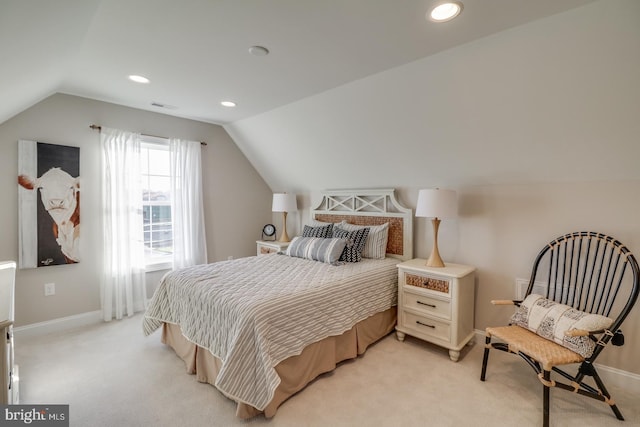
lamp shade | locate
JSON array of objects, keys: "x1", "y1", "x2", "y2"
[
  {"x1": 272, "y1": 193, "x2": 298, "y2": 213},
  {"x1": 415, "y1": 189, "x2": 457, "y2": 218}
]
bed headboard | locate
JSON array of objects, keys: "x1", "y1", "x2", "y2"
[{"x1": 311, "y1": 189, "x2": 413, "y2": 261}]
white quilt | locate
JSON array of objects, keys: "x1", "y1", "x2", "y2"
[{"x1": 143, "y1": 254, "x2": 398, "y2": 410}]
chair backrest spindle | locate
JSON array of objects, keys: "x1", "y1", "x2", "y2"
[{"x1": 566, "y1": 237, "x2": 575, "y2": 305}]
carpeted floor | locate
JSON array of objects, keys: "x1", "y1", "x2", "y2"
[{"x1": 14, "y1": 315, "x2": 640, "y2": 426}]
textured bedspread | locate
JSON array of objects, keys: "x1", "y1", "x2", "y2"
[{"x1": 143, "y1": 254, "x2": 398, "y2": 410}]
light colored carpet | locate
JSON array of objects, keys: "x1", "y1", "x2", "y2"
[{"x1": 14, "y1": 315, "x2": 640, "y2": 427}]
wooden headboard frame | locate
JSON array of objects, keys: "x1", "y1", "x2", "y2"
[{"x1": 311, "y1": 189, "x2": 413, "y2": 261}]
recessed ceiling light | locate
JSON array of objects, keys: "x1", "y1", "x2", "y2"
[
  {"x1": 248, "y1": 45, "x2": 269, "y2": 56},
  {"x1": 428, "y1": 2, "x2": 463, "y2": 22},
  {"x1": 221, "y1": 101, "x2": 236, "y2": 107},
  {"x1": 128, "y1": 74, "x2": 150, "y2": 84}
]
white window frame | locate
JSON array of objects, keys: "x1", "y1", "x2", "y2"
[{"x1": 141, "y1": 137, "x2": 173, "y2": 271}]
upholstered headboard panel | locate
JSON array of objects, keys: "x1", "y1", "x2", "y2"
[{"x1": 311, "y1": 189, "x2": 413, "y2": 261}]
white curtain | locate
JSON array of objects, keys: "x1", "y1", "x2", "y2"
[
  {"x1": 169, "y1": 138, "x2": 207, "y2": 268},
  {"x1": 100, "y1": 127, "x2": 147, "y2": 321}
]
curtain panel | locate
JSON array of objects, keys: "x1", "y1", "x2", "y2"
[
  {"x1": 169, "y1": 138, "x2": 207, "y2": 268},
  {"x1": 100, "y1": 127, "x2": 147, "y2": 321}
]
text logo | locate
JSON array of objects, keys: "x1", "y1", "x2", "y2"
[{"x1": 1, "y1": 405, "x2": 68, "y2": 426}]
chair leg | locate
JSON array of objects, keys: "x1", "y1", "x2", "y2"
[
  {"x1": 591, "y1": 367, "x2": 625, "y2": 421},
  {"x1": 543, "y1": 370, "x2": 551, "y2": 427},
  {"x1": 480, "y1": 334, "x2": 491, "y2": 381}
]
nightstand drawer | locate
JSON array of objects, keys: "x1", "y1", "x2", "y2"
[
  {"x1": 404, "y1": 272, "x2": 450, "y2": 295},
  {"x1": 404, "y1": 291, "x2": 450, "y2": 319},
  {"x1": 259, "y1": 246, "x2": 279, "y2": 255},
  {"x1": 402, "y1": 311, "x2": 450, "y2": 342},
  {"x1": 256, "y1": 240, "x2": 290, "y2": 256}
]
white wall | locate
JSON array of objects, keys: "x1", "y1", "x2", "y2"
[
  {"x1": 0, "y1": 94, "x2": 272, "y2": 327},
  {"x1": 226, "y1": 0, "x2": 640, "y2": 191},
  {"x1": 227, "y1": 0, "x2": 640, "y2": 374}
]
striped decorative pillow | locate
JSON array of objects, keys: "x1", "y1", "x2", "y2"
[
  {"x1": 308, "y1": 219, "x2": 335, "y2": 227},
  {"x1": 336, "y1": 221, "x2": 389, "y2": 259},
  {"x1": 332, "y1": 226, "x2": 370, "y2": 263},
  {"x1": 284, "y1": 236, "x2": 347, "y2": 265}
]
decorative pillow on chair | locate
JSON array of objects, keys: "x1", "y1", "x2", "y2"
[
  {"x1": 336, "y1": 221, "x2": 389, "y2": 259},
  {"x1": 285, "y1": 237, "x2": 346, "y2": 265},
  {"x1": 510, "y1": 294, "x2": 613, "y2": 358},
  {"x1": 332, "y1": 226, "x2": 370, "y2": 263},
  {"x1": 302, "y1": 223, "x2": 334, "y2": 238}
]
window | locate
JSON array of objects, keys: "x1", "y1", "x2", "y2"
[{"x1": 140, "y1": 139, "x2": 173, "y2": 268}]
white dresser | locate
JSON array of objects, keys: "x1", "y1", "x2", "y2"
[
  {"x1": 0, "y1": 261, "x2": 18, "y2": 404},
  {"x1": 396, "y1": 259, "x2": 476, "y2": 362}
]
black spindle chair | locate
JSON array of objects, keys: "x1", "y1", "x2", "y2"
[{"x1": 480, "y1": 232, "x2": 639, "y2": 427}]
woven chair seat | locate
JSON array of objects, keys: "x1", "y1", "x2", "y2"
[{"x1": 486, "y1": 325, "x2": 584, "y2": 371}]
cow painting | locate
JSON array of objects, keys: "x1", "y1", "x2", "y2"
[
  {"x1": 18, "y1": 141, "x2": 80, "y2": 268},
  {"x1": 19, "y1": 168, "x2": 80, "y2": 263}
]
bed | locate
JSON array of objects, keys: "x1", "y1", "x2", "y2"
[{"x1": 143, "y1": 188, "x2": 413, "y2": 419}]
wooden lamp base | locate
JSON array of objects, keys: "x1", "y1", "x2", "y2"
[
  {"x1": 426, "y1": 218, "x2": 445, "y2": 267},
  {"x1": 278, "y1": 211, "x2": 291, "y2": 242}
]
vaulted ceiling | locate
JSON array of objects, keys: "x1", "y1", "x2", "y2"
[
  {"x1": 6, "y1": 0, "x2": 638, "y2": 194},
  {"x1": 1, "y1": 0, "x2": 597, "y2": 126}
]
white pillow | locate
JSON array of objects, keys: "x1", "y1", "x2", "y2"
[
  {"x1": 510, "y1": 294, "x2": 613, "y2": 358},
  {"x1": 336, "y1": 221, "x2": 389, "y2": 259}
]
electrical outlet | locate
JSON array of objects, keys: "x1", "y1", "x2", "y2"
[{"x1": 44, "y1": 282, "x2": 55, "y2": 296}]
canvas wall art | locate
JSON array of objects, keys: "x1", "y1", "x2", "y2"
[{"x1": 18, "y1": 140, "x2": 80, "y2": 268}]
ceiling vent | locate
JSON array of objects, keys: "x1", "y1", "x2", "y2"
[{"x1": 151, "y1": 102, "x2": 177, "y2": 109}]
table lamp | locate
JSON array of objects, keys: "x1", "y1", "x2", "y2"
[
  {"x1": 415, "y1": 188, "x2": 457, "y2": 267},
  {"x1": 272, "y1": 193, "x2": 297, "y2": 242}
]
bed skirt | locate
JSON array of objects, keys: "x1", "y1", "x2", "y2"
[{"x1": 161, "y1": 306, "x2": 397, "y2": 419}]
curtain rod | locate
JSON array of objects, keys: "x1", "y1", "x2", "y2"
[{"x1": 89, "y1": 124, "x2": 207, "y2": 146}]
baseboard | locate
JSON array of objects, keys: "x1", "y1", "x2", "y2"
[
  {"x1": 594, "y1": 363, "x2": 640, "y2": 395},
  {"x1": 14, "y1": 310, "x2": 102, "y2": 339},
  {"x1": 474, "y1": 329, "x2": 640, "y2": 395}
]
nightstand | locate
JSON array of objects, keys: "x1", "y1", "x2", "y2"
[
  {"x1": 396, "y1": 259, "x2": 476, "y2": 361},
  {"x1": 256, "y1": 240, "x2": 290, "y2": 256}
]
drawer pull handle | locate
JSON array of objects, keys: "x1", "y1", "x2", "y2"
[
  {"x1": 416, "y1": 320, "x2": 435, "y2": 328},
  {"x1": 417, "y1": 301, "x2": 436, "y2": 308}
]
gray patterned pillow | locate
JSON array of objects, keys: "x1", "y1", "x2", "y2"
[
  {"x1": 510, "y1": 294, "x2": 613, "y2": 358},
  {"x1": 284, "y1": 236, "x2": 346, "y2": 265},
  {"x1": 335, "y1": 221, "x2": 389, "y2": 259},
  {"x1": 302, "y1": 223, "x2": 333, "y2": 238},
  {"x1": 332, "y1": 226, "x2": 370, "y2": 263}
]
